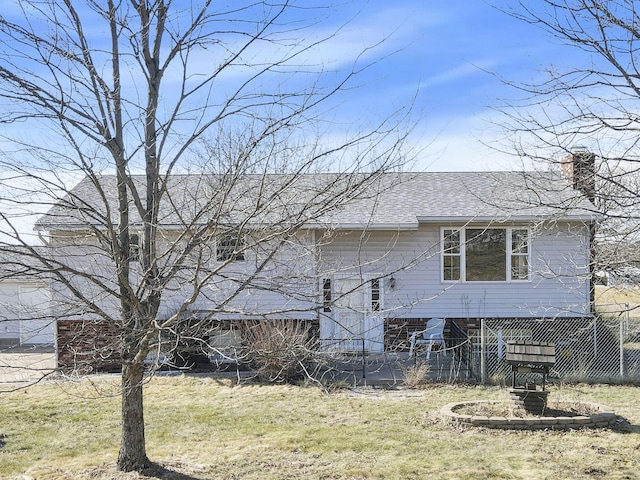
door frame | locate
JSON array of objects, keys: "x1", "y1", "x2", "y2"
[{"x1": 319, "y1": 274, "x2": 384, "y2": 353}]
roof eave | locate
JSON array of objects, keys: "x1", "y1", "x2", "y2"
[
  {"x1": 416, "y1": 214, "x2": 600, "y2": 223},
  {"x1": 303, "y1": 222, "x2": 420, "y2": 231}
]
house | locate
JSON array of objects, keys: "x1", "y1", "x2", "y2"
[
  {"x1": 0, "y1": 250, "x2": 54, "y2": 347},
  {"x1": 34, "y1": 160, "x2": 598, "y2": 368}
]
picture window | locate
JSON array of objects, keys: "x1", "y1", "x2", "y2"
[{"x1": 441, "y1": 227, "x2": 530, "y2": 282}]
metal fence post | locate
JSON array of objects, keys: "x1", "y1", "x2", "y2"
[
  {"x1": 480, "y1": 318, "x2": 486, "y2": 384},
  {"x1": 625, "y1": 303, "x2": 630, "y2": 338},
  {"x1": 620, "y1": 315, "x2": 626, "y2": 380},
  {"x1": 362, "y1": 338, "x2": 366, "y2": 381},
  {"x1": 593, "y1": 317, "x2": 598, "y2": 359}
]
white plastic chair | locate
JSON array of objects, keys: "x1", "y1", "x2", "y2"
[{"x1": 408, "y1": 318, "x2": 446, "y2": 359}]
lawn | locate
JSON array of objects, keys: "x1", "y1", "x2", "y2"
[{"x1": 1, "y1": 375, "x2": 639, "y2": 479}]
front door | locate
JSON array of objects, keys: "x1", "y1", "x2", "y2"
[{"x1": 320, "y1": 277, "x2": 384, "y2": 353}]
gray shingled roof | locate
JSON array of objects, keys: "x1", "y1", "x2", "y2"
[
  {"x1": 35, "y1": 171, "x2": 598, "y2": 231},
  {"x1": 0, "y1": 246, "x2": 50, "y2": 278}
]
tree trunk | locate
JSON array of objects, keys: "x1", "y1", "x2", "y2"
[{"x1": 117, "y1": 361, "x2": 151, "y2": 471}]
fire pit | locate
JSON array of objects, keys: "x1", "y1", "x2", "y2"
[
  {"x1": 440, "y1": 342, "x2": 617, "y2": 429},
  {"x1": 506, "y1": 341, "x2": 555, "y2": 415}
]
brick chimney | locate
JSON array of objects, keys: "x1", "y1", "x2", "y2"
[
  {"x1": 562, "y1": 149, "x2": 596, "y2": 203},
  {"x1": 562, "y1": 148, "x2": 597, "y2": 315}
]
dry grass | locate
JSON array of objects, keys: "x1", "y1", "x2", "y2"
[
  {"x1": 595, "y1": 285, "x2": 640, "y2": 319},
  {"x1": 1, "y1": 376, "x2": 639, "y2": 479},
  {"x1": 402, "y1": 361, "x2": 431, "y2": 388}
]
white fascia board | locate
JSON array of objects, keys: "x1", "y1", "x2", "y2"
[
  {"x1": 302, "y1": 222, "x2": 419, "y2": 231},
  {"x1": 416, "y1": 214, "x2": 600, "y2": 223}
]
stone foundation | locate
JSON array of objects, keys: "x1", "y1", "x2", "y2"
[
  {"x1": 57, "y1": 317, "x2": 320, "y2": 371},
  {"x1": 57, "y1": 320, "x2": 120, "y2": 371}
]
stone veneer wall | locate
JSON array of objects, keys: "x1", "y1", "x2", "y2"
[
  {"x1": 57, "y1": 320, "x2": 120, "y2": 371},
  {"x1": 384, "y1": 318, "x2": 451, "y2": 351},
  {"x1": 57, "y1": 318, "x2": 321, "y2": 371}
]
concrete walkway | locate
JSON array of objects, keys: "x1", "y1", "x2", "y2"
[
  {"x1": 319, "y1": 352, "x2": 472, "y2": 387},
  {"x1": 0, "y1": 348, "x2": 472, "y2": 389},
  {"x1": 0, "y1": 346, "x2": 56, "y2": 389}
]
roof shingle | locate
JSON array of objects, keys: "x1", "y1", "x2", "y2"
[{"x1": 35, "y1": 171, "x2": 598, "y2": 231}]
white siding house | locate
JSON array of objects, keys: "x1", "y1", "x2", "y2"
[
  {"x1": 0, "y1": 252, "x2": 54, "y2": 347},
  {"x1": 34, "y1": 168, "x2": 598, "y2": 362}
]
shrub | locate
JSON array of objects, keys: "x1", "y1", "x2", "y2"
[
  {"x1": 242, "y1": 319, "x2": 317, "y2": 383},
  {"x1": 403, "y1": 361, "x2": 431, "y2": 388}
]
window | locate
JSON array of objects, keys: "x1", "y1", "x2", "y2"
[
  {"x1": 129, "y1": 233, "x2": 141, "y2": 261},
  {"x1": 511, "y1": 229, "x2": 530, "y2": 280},
  {"x1": 443, "y1": 229, "x2": 461, "y2": 281},
  {"x1": 322, "y1": 278, "x2": 332, "y2": 312},
  {"x1": 371, "y1": 278, "x2": 381, "y2": 312},
  {"x1": 216, "y1": 233, "x2": 245, "y2": 262},
  {"x1": 441, "y1": 227, "x2": 530, "y2": 282},
  {"x1": 466, "y1": 228, "x2": 506, "y2": 281}
]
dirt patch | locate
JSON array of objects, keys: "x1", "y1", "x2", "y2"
[{"x1": 455, "y1": 400, "x2": 601, "y2": 418}]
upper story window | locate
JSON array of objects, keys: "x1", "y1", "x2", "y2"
[
  {"x1": 216, "y1": 233, "x2": 245, "y2": 262},
  {"x1": 129, "y1": 233, "x2": 141, "y2": 262},
  {"x1": 510, "y1": 229, "x2": 530, "y2": 281},
  {"x1": 443, "y1": 230, "x2": 461, "y2": 281},
  {"x1": 442, "y1": 227, "x2": 530, "y2": 282}
]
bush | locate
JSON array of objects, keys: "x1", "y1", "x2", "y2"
[
  {"x1": 403, "y1": 362, "x2": 431, "y2": 388},
  {"x1": 242, "y1": 319, "x2": 317, "y2": 383}
]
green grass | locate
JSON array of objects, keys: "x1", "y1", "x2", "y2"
[{"x1": 1, "y1": 376, "x2": 639, "y2": 479}]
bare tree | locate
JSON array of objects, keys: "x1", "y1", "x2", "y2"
[
  {"x1": 497, "y1": 1, "x2": 640, "y2": 292},
  {"x1": 0, "y1": 1, "x2": 414, "y2": 472}
]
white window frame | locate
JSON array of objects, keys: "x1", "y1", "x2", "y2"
[
  {"x1": 319, "y1": 275, "x2": 384, "y2": 314},
  {"x1": 129, "y1": 232, "x2": 142, "y2": 262},
  {"x1": 370, "y1": 278, "x2": 382, "y2": 312},
  {"x1": 322, "y1": 278, "x2": 332, "y2": 312},
  {"x1": 215, "y1": 232, "x2": 246, "y2": 262},
  {"x1": 441, "y1": 227, "x2": 531, "y2": 283},
  {"x1": 510, "y1": 228, "x2": 530, "y2": 281}
]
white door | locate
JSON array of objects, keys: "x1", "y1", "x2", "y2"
[
  {"x1": 18, "y1": 284, "x2": 54, "y2": 345},
  {"x1": 333, "y1": 277, "x2": 365, "y2": 351},
  {"x1": 320, "y1": 277, "x2": 384, "y2": 353}
]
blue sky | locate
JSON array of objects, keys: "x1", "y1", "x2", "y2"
[
  {"x1": 0, "y1": 0, "x2": 590, "y2": 241},
  {"x1": 325, "y1": 0, "x2": 581, "y2": 171},
  {"x1": 0, "y1": 0, "x2": 580, "y2": 174}
]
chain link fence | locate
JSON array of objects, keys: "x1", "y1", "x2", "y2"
[{"x1": 466, "y1": 311, "x2": 640, "y2": 384}]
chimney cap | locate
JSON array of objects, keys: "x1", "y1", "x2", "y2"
[{"x1": 571, "y1": 145, "x2": 591, "y2": 153}]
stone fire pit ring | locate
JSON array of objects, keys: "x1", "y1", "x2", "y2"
[{"x1": 440, "y1": 400, "x2": 617, "y2": 430}]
